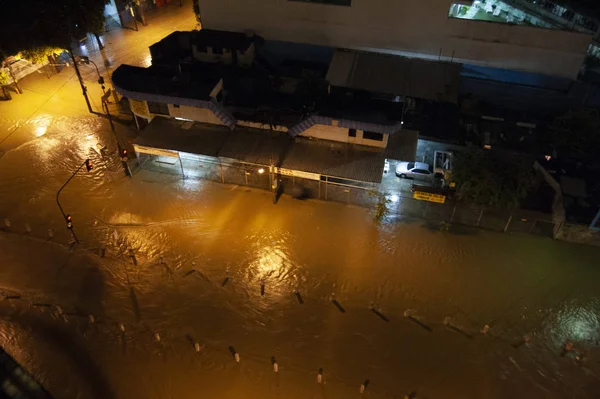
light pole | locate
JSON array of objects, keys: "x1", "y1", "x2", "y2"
[
  {"x1": 68, "y1": 50, "x2": 93, "y2": 114},
  {"x1": 56, "y1": 159, "x2": 93, "y2": 244}
]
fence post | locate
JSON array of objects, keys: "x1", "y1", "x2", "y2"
[
  {"x1": 553, "y1": 221, "x2": 564, "y2": 240},
  {"x1": 325, "y1": 177, "x2": 328, "y2": 200},
  {"x1": 244, "y1": 170, "x2": 248, "y2": 185},
  {"x1": 450, "y1": 204, "x2": 457, "y2": 223},
  {"x1": 476, "y1": 209, "x2": 484, "y2": 227},
  {"x1": 529, "y1": 219, "x2": 537, "y2": 233},
  {"x1": 219, "y1": 159, "x2": 225, "y2": 184},
  {"x1": 503, "y1": 214, "x2": 513, "y2": 233},
  {"x1": 318, "y1": 181, "x2": 321, "y2": 199},
  {"x1": 178, "y1": 153, "x2": 185, "y2": 178}
]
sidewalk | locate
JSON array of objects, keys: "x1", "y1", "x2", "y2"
[{"x1": 0, "y1": 0, "x2": 196, "y2": 159}]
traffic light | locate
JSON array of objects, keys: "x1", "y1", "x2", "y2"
[
  {"x1": 74, "y1": 55, "x2": 90, "y2": 65},
  {"x1": 66, "y1": 214, "x2": 73, "y2": 229},
  {"x1": 85, "y1": 159, "x2": 93, "y2": 172},
  {"x1": 121, "y1": 149, "x2": 127, "y2": 158}
]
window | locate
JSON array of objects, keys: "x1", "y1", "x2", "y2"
[
  {"x1": 212, "y1": 46, "x2": 223, "y2": 55},
  {"x1": 407, "y1": 162, "x2": 415, "y2": 170},
  {"x1": 363, "y1": 131, "x2": 383, "y2": 141},
  {"x1": 348, "y1": 128, "x2": 356, "y2": 137},
  {"x1": 147, "y1": 101, "x2": 169, "y2": 115},
  {"x1": 413, "y1": 169, "x2": 431, "y2": 175},
  {"x1": 289, "y1": 0, "x2": 351, "y2": 5},
  {"x1": 173, "y1": 104, "x2": 180, "y2": 108}
]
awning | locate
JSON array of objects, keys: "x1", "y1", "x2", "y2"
[
  {"x1": 133, "y1": 118, "x2": 418, "y2": 184},
  {"x1": 327, "y1": 49, "x2": 461, "y2": 104}
]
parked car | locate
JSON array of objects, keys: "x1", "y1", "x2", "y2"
[
  {"x1": 383, "y1": 159, "x2": 390, "y2": 173},
  {"x1": 395, "y1": 161, "x2": 434, "y2": 181}
]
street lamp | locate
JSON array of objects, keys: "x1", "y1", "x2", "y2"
[{"x1": 56, "y1": 158, "x2": 93, "y2": 244}]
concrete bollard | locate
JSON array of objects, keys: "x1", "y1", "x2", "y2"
[
  {"x1": 154, "y1": 332, "x2": 161, "y2": 342},
  {"x1": 25, "y1": 224, "x2": 31, "y2": 234},
  {"x1": 444, "y1": 316, "x2": 451, "y2": 326},
  {"x1": 55, "y1": 306, "x2": 63, "y2": 315},
  {"x1": 4, "y1": 219, "x2": 10, "y2": 228},
  {"x1": 360, "y1": 379, "x2": 369, "y2": 393},
  {"x1": 194, "y1": 342, "x2": 201, "y2": 352},
  {"x1": 234, "y1": 352, "x2": 240, "y2": 363},
  {"x1": 481, "y1": 325, "x2": 490, "y2": 334},
  {"x1": 271, "y1": 356, "x2": 278, "y2": 372},
  {"x1": 88, "y1": 314, "x2": 95, "y2": 324},
  {"x1": 119, "y1": 322, "x2": 125, "y2": 332},
  {"x1": 48, "y1": 229, "x2": 54, "y2": 238},
  {"x1": 317, "y1": 368, "x2": 324, "y2": 384}
]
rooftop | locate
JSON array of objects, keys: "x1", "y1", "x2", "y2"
[
  {"x1": 193, "y1": 29, "x2": 254, "y2": 50},
  {"x1": 327, "y1": 49, "x2": 461, "y2": 104},
  {"x1": 134, "y1": 118, "x2": 418, "y2": 183},
  {"x1": 112, "y1": 64, "x2": 222, "y2": 102}
]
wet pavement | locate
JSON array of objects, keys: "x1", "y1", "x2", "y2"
[{"x1": 0, "y1": 117, "x2": 600, "y2": 399}]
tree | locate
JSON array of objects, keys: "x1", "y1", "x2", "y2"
[
  {"x1": 452, "y1": 145, "x2": 537, "y2": 208},
  {"x1": 0, "y1": 0, "x2": 109, "y2": 55},
  {"x1": 546, "y1": 109, "x2": 600, "y2": 162},
  {"x1": 0, "y1": 68, "x2": 11, "y2": 100},
  {"x1": 18, "y1": 47, "x2": 64, "y2": 65}
]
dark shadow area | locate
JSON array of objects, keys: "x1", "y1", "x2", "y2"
[
  {"x1": 183, "y1": 269, "x2": 196, "y2": 278},
  {"x1": 221, "y1": 277, "x2": 229, "y2": 287},
  {"x1": 294, "y1": 291, "x2": 304, "y2": 304},
  {"x1": 0, "y1": 305, "x2": 116, "y2": 399},
  {"x1": 77, "y1": 266, "x2": 106, "y2": 317},
  {"x1": 407, "y1": 316, "x2": 433, "y2": 332},
  {"x1": 228, "y1": 345, "x2": 237, "y2": 358},
  {"x1": 129, "y1": 287, "x2": 141, "y2": 323},
  {"x1": 445, "y1": 324, "x2": 473, "y2": 339},
  {"x1": 331, "y1": 299, "x2": 346, "y2": 313},
  {"x1": 371, "y1": 308, "x2": 390, "y2": 322}
]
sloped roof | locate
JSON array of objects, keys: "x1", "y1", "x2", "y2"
[{"x1": 327, "y1": 50, "x2": 461, "y2": 104}]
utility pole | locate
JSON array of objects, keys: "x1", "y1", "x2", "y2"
[
  {"x1": 68, "y1": 50, "x2": 93, "y2": 114},
  {"x1": 56, "y1": 159, "x2": 93, "y2": 244}
]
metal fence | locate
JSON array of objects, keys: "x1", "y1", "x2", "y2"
[{"x1": 135, "y1": 152, "x2": 558, "y2": 238}]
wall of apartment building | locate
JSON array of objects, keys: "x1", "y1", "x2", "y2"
[
  {"x1": 167, "y1": 104, "x2": 224, "y2": 125},
  {"x1": 299, "y1": 123, "x2": 388, "y2": 148},
  {"x1": 196, "y1": 0, "x2": 591, "y2": 79}
]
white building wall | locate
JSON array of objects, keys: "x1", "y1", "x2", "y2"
[
  {"x1": 167, "y1": 104, "x2": 224, "y2": 125},
  {"x1": 197, "y1": 0, "x2": 591, "y2": 78},
  {"x1": 300, "y1": 124, "x2": 388, "y2": 148}
]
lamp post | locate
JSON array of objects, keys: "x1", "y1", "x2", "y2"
[
  {"x1": 56, "y1": 159, "x2": 93, "y2": 244},
  {"x1": 68, "y1": 50, "x2": 93, "y2": 114}
]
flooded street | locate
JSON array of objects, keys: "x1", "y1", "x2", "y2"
[{"x1": 1, "y1": 117, "x2": 600, "y2": 398}]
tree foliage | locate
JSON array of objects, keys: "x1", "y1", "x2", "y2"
[
  {"x1": 0, "y1": 0, "x2": 109, "y2": 56},
  {"x1": 18, "y1": 47, "x2": 65, "y2": 65},
  {"x1": 452, "y1": 146, "x2": 537, "y2": 208},
  {"x1": 0, "y1": 69, "x2": 10, "y2": 87},
  {"x1": 547, "y1": 109, "x2": 600, "y2": 162}
]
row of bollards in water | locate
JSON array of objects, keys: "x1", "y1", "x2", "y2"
[{"x1": 4, "y1": 285, "x2": 587, "y2": 398}]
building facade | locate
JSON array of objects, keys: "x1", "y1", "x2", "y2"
[{"x1": 194, "y1": 0, "x2": 592, "y2": 79}]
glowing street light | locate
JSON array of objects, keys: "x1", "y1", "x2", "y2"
[{"x1": 258, "y1": 168, "x2": 265, "y2": 174}]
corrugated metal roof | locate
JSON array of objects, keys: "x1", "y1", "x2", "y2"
[
  {"x1": 134, "y1": 118, "x2": 418, "y2": 184},
  {"x1": 327, "y1": 50, "x2": 461, "y2": 104},
  {"x1": 219, "y1": 129, "x2": 293, "y2": 165}
]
